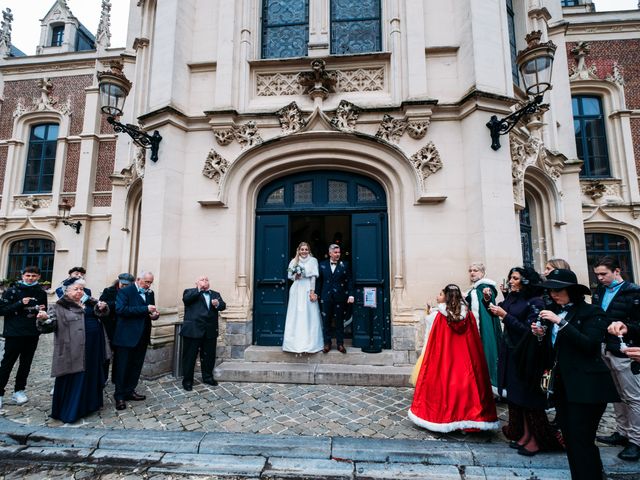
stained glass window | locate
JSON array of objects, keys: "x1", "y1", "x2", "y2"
[
  {"x1": 262, "y1": 1, "x2": 309, "y2": 59},
  {"x1": 357, "y1": 185, "x2": 377, "y2": 203},
  {"x1": 266, "y1": 187, "x2": 285, "y2": 204},
  {"x1": 328, "y1": 181, "x2": 348, "y2": 203},
  {"x1": 330, "y1": 0, "x2": 381, "y2": 55},
  {"x1": 294, "y1": 181, "x2": 312, "y2": 203},
  {"x1": 23, "y1": 123, "x2": 58, "y2": 194}
]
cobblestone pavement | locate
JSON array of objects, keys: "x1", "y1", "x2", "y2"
[{"x1": 0, "y1": 334, "x2": 617, "y2": 442}]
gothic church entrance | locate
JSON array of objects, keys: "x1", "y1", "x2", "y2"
[{"x1": 253, "y1": 171, "x2": 391, "y2": 350}]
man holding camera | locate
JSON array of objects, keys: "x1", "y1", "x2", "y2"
[
  {"x1": 0, "y1": 266, "x2": 48, "y2": 409},
  {"x1": 593, "y1": 256, "x2": 640, "y2": 461}
]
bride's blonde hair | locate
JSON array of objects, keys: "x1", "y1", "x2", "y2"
[{"x1": 293, "y1": 242, "x2": 313, "y2": 264}]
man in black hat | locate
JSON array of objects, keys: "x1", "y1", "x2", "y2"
[{"x1": 592, "y1": 256, "x2": 640, "y2": 461}]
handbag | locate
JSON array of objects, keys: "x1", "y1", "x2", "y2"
[{"x1": 540, "y1": 358, "x2": 557, "y2": 397}]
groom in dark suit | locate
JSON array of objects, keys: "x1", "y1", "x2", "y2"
[
  {"x1": 181, "y1": 275, "x2": 226, "y2": 391},
  {"x1": 113, "y1": 271, "x2": 159, "y2": 410},
  {"x1": 316, "y1": 244, "x2": 354, "y2": 353}
]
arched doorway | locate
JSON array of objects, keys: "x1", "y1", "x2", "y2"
[{"x1": 253, "y1": 171, "x2": 391, "y2": 350}]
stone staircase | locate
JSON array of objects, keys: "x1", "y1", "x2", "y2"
[{"x1": 214, "y1": 344, "x2": 412, "y2": 386}]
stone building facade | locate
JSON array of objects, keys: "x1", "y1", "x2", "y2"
[{"x1": 0, "y1": 0, "x2": 638, "y2": 380}]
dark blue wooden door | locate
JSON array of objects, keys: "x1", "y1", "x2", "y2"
[
  {"x1": 253, "y1": 214, "x2": 289, "y2": 345},
  {"x1": 351, "y1": 212, "x2": 390, "y2": 349}
]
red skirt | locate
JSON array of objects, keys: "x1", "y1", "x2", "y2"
[{"x1": 408, "y1": 311, "x2": 499, "y2": 432}]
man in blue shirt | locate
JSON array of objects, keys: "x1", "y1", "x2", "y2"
[{"x1": 593, "y1": 256, "x2": 640, "y2": 461}]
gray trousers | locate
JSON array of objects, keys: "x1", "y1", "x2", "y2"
[{"x1": 602, "y1": 347, "x2": 640, "y2": 445}]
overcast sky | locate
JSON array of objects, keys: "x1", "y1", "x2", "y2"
[{"x1": 1, "y1": 0, "x2": 638, "y2": 56}]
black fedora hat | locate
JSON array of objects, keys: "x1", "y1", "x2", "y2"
[{"x1": 540, "y1": 269, "x2": 590, "y2": 295}]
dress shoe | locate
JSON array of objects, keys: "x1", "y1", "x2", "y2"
[
  {"x1": 182, "y1": 382, "x2": 193, "y2": 391},
  {"x1": 115, "y1": 400, "x2": 126, "y2": 410},
  {"x1": 509, "y1": 440, "x2": 523, "y2": 450},
  {"x1": 618, "y1": 442, "x2": 640, "y2": 461},
  {"x1": 202, "y1": 379, "x2": 218, "y2": 386},
  {"x1": 517, "y1": 446, "x2": 539, "y2": 457},
  {"x1": 125, "y1": 391, "x2": 146, "y2": 401},
  {"x1": 323, "y1": 344, "x2": 331, "y2": 354},
  {"x1": 337, "y1": 344, "x2": 347, "y2": 354},
  {"x1": 597, "y1": 432, "x2": 629, "y2": 446}
]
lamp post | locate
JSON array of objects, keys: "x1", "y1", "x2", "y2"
[
  {"x1": 58, "y1": 200, "x2": 82, "y2": 234},
  {"x1": 487, "y1": 31, "x2": 556, "y2": 150},
  {"x1": 97, "y1": 61, "x2": 162, "y2": 162}
]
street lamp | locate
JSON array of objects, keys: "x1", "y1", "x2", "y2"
[
  {"x1": 97, "y1": 61, "x2": 162, "y2": 162},
  {"x1": 58, "y1": 200, "x2": 82, "y2": 234},
  {"x1": 487, "y1": 31, "x2": 557, "y2": 150}
]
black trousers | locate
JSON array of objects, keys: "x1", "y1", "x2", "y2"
[
  {"x1": 321, "y1": 299, "x2": 347, "y2": 345},
  {"x1": 113, "y1": 331, "x2": 149, "y2": 401},
  {"x1": 181, "y1": 336, "x2": 217, "y2": 385},
  {"x1": 0, "y1": 336, "x2": 39, "y2": 396},
  {"x1": 555, "y1": 384, "x2": 607, "y2": 480}
]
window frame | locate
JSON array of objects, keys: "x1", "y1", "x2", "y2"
[
  {"x1": 585, "y1": 232, "x2": 635, "y2": 286},
  {"x1": 6, "y1": 238, "x2": 56, "y2": 283},
  {"x1": 572, "y1": 94, "x2": 611, "y2": 178},
  {"x1": 50, "y1": 25, "x2": 64, "y2": 47},
  {"x1": 23, "y1": 123, "x2": 59, "y2": 194},
  {"x1": 506, "y1": 0, "x2": 519, "y2": 85}
]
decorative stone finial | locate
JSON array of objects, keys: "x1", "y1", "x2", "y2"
[
  {"x1": 0, "y1": 8, "x2": 14, "y2": 57},
  {"x1": 96, "y1": 0, "x2": 112, "y2": 50}
]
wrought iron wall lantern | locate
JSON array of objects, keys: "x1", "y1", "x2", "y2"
[
  {"x1": 97, "y1": 61, "x2": 162, "y2": 162},
  {"x1": 58, "y1": 200, "x2": 82, "y2": 234},
  {"x1": 487, "y1": 31, "x2": 557, "y2": 150}
]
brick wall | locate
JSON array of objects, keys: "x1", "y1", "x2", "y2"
[
  {"x1": 93, "y1": 140, "x2": 116, "y2": 207},
  {"x1": 566, "y1": 40, "x2": 640, "y2": 181}
]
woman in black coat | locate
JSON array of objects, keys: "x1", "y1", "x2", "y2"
[
  {"x1": 534, "y1": 269, "x2": 619, "y2": 480},
  {"x1": 490, "y1": 267, "x2": 562, "y2": 456}
]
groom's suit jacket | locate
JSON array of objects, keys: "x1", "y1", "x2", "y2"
[
  {"x1": 316, "y1": 259, "x2": 354, "y2": 303},
  {"x1": 181, "y1": 288, "x2": 226, "y2": 339}
]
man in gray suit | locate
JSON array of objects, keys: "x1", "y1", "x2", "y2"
[{"x1": 181, "y1": 275, "x2": 226, "y2": 391}]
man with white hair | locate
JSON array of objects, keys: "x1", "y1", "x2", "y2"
[{"x1": 113, "y1": 271, "x2": 159, "y2": 410}]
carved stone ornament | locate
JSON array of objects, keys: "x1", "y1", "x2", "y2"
[
  {"x1": 120, "y1": 147, "x2": 146, "y2": 187},
  {"x1": 410, "y1": 142, "x2": 442, "y2": 184},
  {"x1": 581, "y1": 179, "x2": 622, "y2": 204},
  {"x1": 406, "y1": 120, "x2": 430, "y2": 140},
  {"x1": 234, "y1": 121, "x2": 263, "y2": 148},
  {"x1": 13, "y1": 77, "x2": 72, "y2": 117},
  {"x1": 0, "y1": 8, "x2": 14, "y2": 57},
  {"x1": 376, "y1": 114, "x2": 407, "y2": 144},
  {"x1": 569, "y1": 41, "x2": 599, "y2": 81},
  {"x1": 95, "y1": 0, "x2": 112, "y2": 49},
  {"x1": 510, "y1": 135, "x2": 562, "y2": 206},
  {"x1": 606, "y1": 62, "x2": 625, "y2": 86},
  {"x1": 330, "y1": 100, "x2": 360, "y2": 132},
  {"x1": 277, "y1": 102, "x2": 306, "y2": 134},
  {"x1": 213, "y1": 129, "x2": 235, "y2": 146},
  {"x1": 202, "y1": 150, "x2": 229, "y2": 184},
  {"x1": 256, "y1": 67, "x2": 384, "y2": 97},
  {"x1": 298, "y1": 59, "x2": 338, "y2": 101},
  {"x1": 17, "y1": 195, "x2": 50, "y2": 213}
]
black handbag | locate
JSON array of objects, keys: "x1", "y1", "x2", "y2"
[{"x1": 36, "y1": 316, "x2": 57, "y2": 334}]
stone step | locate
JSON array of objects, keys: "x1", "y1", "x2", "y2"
[
  {"x1": 214, "y1": 361, "x2": 411, "y2": 387},
  {"x1": 243, "y1": 345, "x2": 396, "y2": 366}
]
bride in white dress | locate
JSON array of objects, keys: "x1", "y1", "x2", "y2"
[{"x1": 282, "y1": 242, "x2": 324, "y2": 353}]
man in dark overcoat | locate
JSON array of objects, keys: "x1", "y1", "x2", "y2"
[
  {"x1": 180, "y1": 275, "x2": 226, "y2": 391},
  {"x1": 316, "y1": 244, "x2": 354, "y2": 354},
  {"x1": 113, "y1": 271, "x2": 159, "y2": 410}
]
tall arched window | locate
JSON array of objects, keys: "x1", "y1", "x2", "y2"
[
  {"x1": 23, "y1": 123, "x2": 59, "y2": 194},
  {"x1": 572, "y1": 95, "x2": 611, "y2": 178},
  {"x1": 7, "y1": 239, "x2": 55, "y2": 283},
  {"x1": 585, "y1": 232, "x2": 634, "y2": 287}
]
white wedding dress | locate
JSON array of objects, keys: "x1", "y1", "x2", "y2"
[{"x1": 282, "y1": 255, "x2": 324, "y2": 353}]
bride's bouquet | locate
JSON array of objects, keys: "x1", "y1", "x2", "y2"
[{"x1": 288, "y1": 264, "x2": 305, "y2": 276}]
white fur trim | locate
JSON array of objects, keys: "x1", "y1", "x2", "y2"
[
  {"x1": 436, "y1": 303, "x2": 467, "y2": 321},
  {"x1": 408, "y1": 409, "x2": 500, "y2": 433}
]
